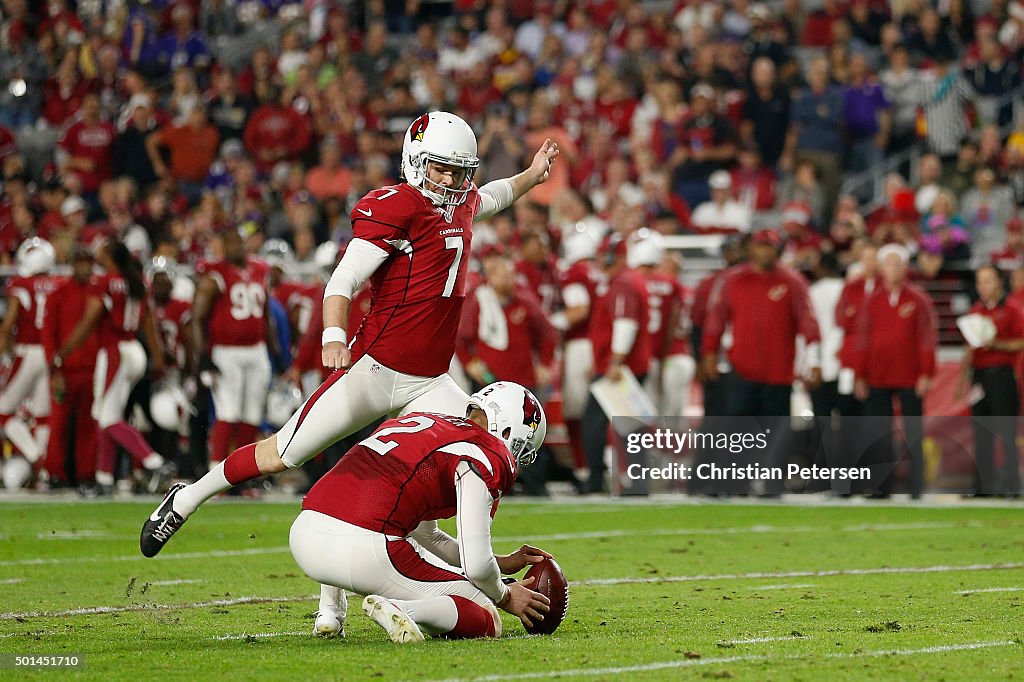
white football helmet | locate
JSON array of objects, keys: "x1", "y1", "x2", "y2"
[
  {"x1": 627, "y1": 228, "x2": 666, "y2": 269},
  {"x1": 401, "y1": 111, "x2": 479, "y2": 207},
  {"x1": 266, "y1": 377, "x2": 303, "y2": 429},
  {"x1": 16, "y1": 238, "x2": 56, "y2": 277},
  {"x1": 150, "y1": 381, "x2": 192, "y2": 433},
  {"x1": 562, "y1": 231, "x2": 598, "y2": 265},
  {"x1": 260, "y1": 239, "x2": 294, "y2": 268},
  {"x1": 467, "y1": 381, "x2": 547, "y2": 468}
]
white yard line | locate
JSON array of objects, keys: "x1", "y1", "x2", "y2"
[
  {"x1": 573, "y1": 562, "x2": 1024, "y2": 587},
  {"x1": 954, "y1": 587, "x2": 1024, "y2": 595},
  {"x1": 721, "y1": 635, "x2": 807, "y2": 645},
  {"x1": 427, "y1": 640, "x2": 1018, "y2": 682},
  {"x1": 0, "y1": 595, "x2": 316, "y2": 620},
  {"x1": 212, "y1": 631, "x2": 308, "y2": 641},
  {"x1": 746, "y1": 583, "x2": 817, "y2": 590},
  {"x1": 0, "y1": 578, "x2": 24, "y2": 585},
  {"x1": 495, "y1": 520, "x2": 977, "y2": 543},
  {"x1": 0, "y1": 546, "x2": 291, "y2": 567},
  {"x1": 2, "y1": 521, "x2": 975, "y2": 567},
  {"x1": 148, "y1": 579, "x2": 205, "y2": 586}
]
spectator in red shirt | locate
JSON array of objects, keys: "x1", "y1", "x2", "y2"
[
  {"x1": 57, "y1": 93, "x2": 116, "y2": 197},
  {"x1": 243, "y1": 87, "x2": 312, "y2": 174},
  {"x1": 957, "y1": 265, "x2": 1023, "y2": 496},
  {"x1": 853, "y1": 244, "x2": 938, "y2": 498},
  {"x1": 146, "y1": 103, "x2": 219, "y2": 203}
]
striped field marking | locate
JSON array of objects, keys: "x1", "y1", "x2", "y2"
[
  {"x1": 5, "y1": 561, "x2": 1024, "y2": 621},
  {"x1": 1, "y1": 521, "x2": 980, "y2": 568},
  {"x1": 572, "y1": 562, "x2": 1024, "y2": 587},
  {"x1": 954, "y1": 586, "x2": 1024, "y2": 595},
  {"x1": 0, "y1": 595, "x2": 317, "y2": 620},
  {"x1": 149, "y1": 579, "x2": 206, "y2": 587},
  {"x1": 426, "y1": 641, "x2": 1019, "y2": 682},
  {"x1": 213, "y1": 630, "x2": 308, "y2": 641}
]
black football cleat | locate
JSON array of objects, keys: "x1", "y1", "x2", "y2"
[{"x1": 140, "y1": 483, "x2": 188, "y2": 557}]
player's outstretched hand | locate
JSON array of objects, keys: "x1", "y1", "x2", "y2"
[
  {"x1": 500, "y1": 576, "x2": 550, "y2": 629},
  {"x1": 530, "y1": 138, "x2": 560, "y2": 185},
  {"x1": 496, "y1": 544, "x2": 553, "y2": 575},
  {"x1": 322, "y1": 341, "x2": 351, "y2": 371}
]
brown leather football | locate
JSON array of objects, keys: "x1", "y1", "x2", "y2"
[{"x1": 523, "y1": 557, "x2": 569, "y2": 634}]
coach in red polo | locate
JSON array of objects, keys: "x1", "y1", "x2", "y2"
[{"x1": 853, "y1": 243, "x2": 938, "y2": 498}]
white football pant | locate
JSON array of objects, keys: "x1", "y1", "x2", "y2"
[{"x1": 276, "y1": 353, "x2": 469, "y2": 468}]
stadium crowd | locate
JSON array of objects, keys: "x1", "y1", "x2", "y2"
[{"x1": 2, "y1": 0, "x2": 1024, "y2": 498}]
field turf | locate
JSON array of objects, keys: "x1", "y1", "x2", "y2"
[{"x1": 0, "y1": 496, "x2": 1022, "y2": 680}]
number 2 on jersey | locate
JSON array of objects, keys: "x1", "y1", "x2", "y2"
[{"x1": 360, "y1": 415, "x2": 436, "y2": 455}]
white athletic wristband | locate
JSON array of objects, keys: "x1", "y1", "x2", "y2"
[{"x1": 322, "y1": 327, "x2": 347, "y2": 346}]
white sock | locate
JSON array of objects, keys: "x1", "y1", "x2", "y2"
[
  {"x1": 319, "y1": 584, "x2": 347, "y2": 620},
  {"x1": 391, "y1": 596, "x2": 458, "y2": 636},
  {"x1": 142, "y1": 453, "x2": 164, "y2": 470},
  {"x1": 96, "y1": 471, "x2": 115, "y2": 486},
  {"x1": 172, "y1": 461, "x2": 229, "y2": 518},
  {"x1": 4, "y1": 418, "x2": 41, "y2": 463}
]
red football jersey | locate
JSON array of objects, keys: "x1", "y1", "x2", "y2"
[
  {"x1": 643, "y1": 272, "x2": 687, "y2": 360},
  {"x1": 196, "y1": 258, "x2": 270, "y2": 347},
  {"x1": 151, "y1": 298, "x2": 191, "y2": 368},
  {"x1": 6, "y1": 275, "x2": 60, "y2": 345},
  {"x1": 589, "y1": 268, "x2": 651, "y2": 377},
  {"x1": 558, "y1": 260, "x2": 603, "y2": 342},
  {"x1": 302, "y1": 412, "x2": 516, "y2": 536},
  {"x1": 88, "y1": 273, "x2": 148, "y2": 346},
  {"x1": 349, "y1": 183, "x2": 480, "y2": 377}
]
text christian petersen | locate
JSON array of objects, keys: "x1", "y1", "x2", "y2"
[{"x1": 624, "y1": 428, "x2": 872, "y2": 482}]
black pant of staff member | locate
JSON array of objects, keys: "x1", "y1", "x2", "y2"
[
  {"x1": 968, "y1": 367, "x2": 1021, "y2": 496},
  {"x1": 957, "y1": 264, "x2": 1024, "y2": 497}
]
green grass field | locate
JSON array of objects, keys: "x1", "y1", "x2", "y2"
[{"x1": 0, "y1": 497, "x2": 1022, "y2": 680}]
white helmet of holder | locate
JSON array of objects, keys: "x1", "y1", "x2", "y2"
[
  {"x1": 402, "y1": 111, "x2": 479, "y2": 207},
  {"x1": 16, "y1": 237, "x2": 56, "y2": 277},
  {"x1": 467, "y1": 381, "x2": 547, "y2": 468},
  {"x1": 627, "y1": 228, "x2": 666, "y2": 269}
]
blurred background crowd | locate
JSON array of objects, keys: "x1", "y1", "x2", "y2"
[{"x1": 2, "y1": 0, "x2": 1024, "y2": 498}]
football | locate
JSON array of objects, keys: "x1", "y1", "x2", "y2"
[{"x1": 523, "y1": 557, "x2": 569, "y2": 635}]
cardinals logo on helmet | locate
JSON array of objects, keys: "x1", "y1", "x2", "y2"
[
  {"x1": 522, "y1": 392, "x2": 542, "y2": 433},
  {"x1": 409, "y1": 113, "x2": 430, "y2": 142}
]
